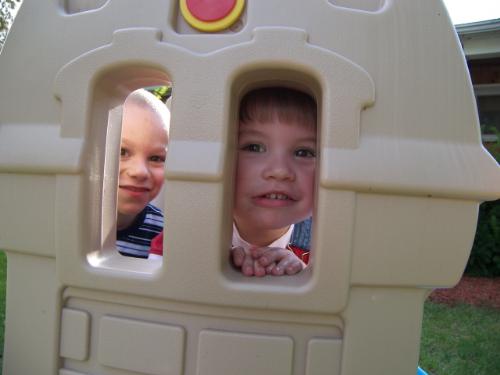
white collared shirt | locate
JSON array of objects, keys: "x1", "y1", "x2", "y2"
[{"x1": 232, "y1": 223, "x2": 294, "y2": 250}]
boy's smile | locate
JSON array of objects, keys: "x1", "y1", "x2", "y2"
[
  {"x1": 252, "y1": 191, "x2": 297, "y2": 208},
  {"x1": 120, "y1": 184, "x2": 152, "y2": 197},
  {"x1": 233, "y1": 118, "x2": 316, "y2": 245}
]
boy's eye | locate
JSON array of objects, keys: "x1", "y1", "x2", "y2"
[
  {"x1": 295, "y1": 148, "x2": 316, "y2": 158},
  {"x1": 150, "y1": 155, "x2": 166, "y2": 163},
  {"x1": 120, "y1": 147, "x2": 129, "y2": 157},
  {"x1": 241, "y1": 143, "x2": 265, "y2": 153}
]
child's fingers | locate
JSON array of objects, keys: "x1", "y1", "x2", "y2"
[
  {"x1": 248, "y1": 247, "x2": 306, "y2": 276},
  {"x1": 272, "y1": 256, "x2": 306, "y2": 276},
  {"x1": 253, "y1": 259, "x2": 267, "y2": 277},
  {"x1": 283, "y1": 259, "x2": 305, "y2": 275},
  {"x1": 265, "y1": 264, "x2": 276, "y2": 274},
  {"x1": 250, "y1": 246, "x2": 285, "y2": 259},
  {"x1": 241, "y1": 254, "x2": 256, "y2": 276},
  {"x1": 231, "y1": 246, "x2": 246, "y2": 267},
  {"x1": 249, "y1": 246, "x2": 267, "y2": 259},
  {"x1": 231, "y1": 246, "x2": 255, "y2": 276},
  {"x1": 254, "y1": 247, "x2": 288, "y2": 266}
]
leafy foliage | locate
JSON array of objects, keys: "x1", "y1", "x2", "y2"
[
  {"x1": 148, "y1": 85, "x2": 172, "y2": 103},
  {"x1": 0, "y1": 0, "x2": 21, "y2": 50},
  {"x1": 467, "y1": 198, "x2": 500, "y2": 276},
  {"x1": 466, "y1": 131, "x2": 500, "y2": 277}
]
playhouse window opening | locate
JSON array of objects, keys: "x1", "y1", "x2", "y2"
[
  {"x1": 112, "y1": 85, "x2": 171, "y2": 261},
  {"x1": 231, "y1": 86, "x2": 317, "y2": 277}
]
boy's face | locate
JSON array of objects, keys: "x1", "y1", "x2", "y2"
[
  {"x1": 117, "y1": 102, "x2": 168, "y2": 227},
  {"x1": 234, "y1": 119, "x2": 316, "y2": 236}
]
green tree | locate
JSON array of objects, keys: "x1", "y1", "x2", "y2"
[
  {"x1": 466, "y1": 130, "x2": 500, "y2": 276},
  {"x1": 0, "y1": 0, "x2": 21, "y2": 51},
  {"x1": 149, "y1": 85, "x2": 172, "y2": 103}
]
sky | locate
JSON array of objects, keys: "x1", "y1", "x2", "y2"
[{"x1": 442, "y1": 0, "x2": 500, "y2": 24}]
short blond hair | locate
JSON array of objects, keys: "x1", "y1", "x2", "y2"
[{"x1": 124, "y1": 88, "x2": 170, "y2": 134}]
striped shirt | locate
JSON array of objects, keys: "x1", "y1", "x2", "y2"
[{"x1": 116, "y1": 204, "x2": 164, "y2": 258}]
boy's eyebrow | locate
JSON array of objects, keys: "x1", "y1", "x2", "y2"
[
  {"x1": 238, "y1": 128, "x2": 264, "y2": 137},
  {"x1": 238, "y1": 128, "x2": 317, "y2": 143},
  {"x1": 120, "y1": 138, "x2": 167, "y2": 150},
  {"x1": 301, "y1": 137, "x2": 317, "y2": 143}
]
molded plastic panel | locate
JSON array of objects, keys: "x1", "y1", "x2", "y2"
[
  {"x1": 98, "y1": 316, "x2": 185, "y2": 375},
  {"x1": 60, "y1": 308, "x2": 90, "y2": 361},
  {"x1": 197, "y1": 330, "x2": 293, "y2": 375},
  {"x1": 306, "y1": 338, "x2": 342, "y2": 375},
  {"x1": 1, "y1": 1, "x2": 499, "y2": 375}
]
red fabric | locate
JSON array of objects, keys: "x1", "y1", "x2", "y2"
[
  {"x1": 150, "y1": 231, "x2": 164, "y2": 256},
  {"x1": 288, "y1": 244, "x2": 310, "y2": 264}
]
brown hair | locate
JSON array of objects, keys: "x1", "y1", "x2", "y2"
[{"x1": 239, "y1": 87, "x2": 316, "y2": 128}]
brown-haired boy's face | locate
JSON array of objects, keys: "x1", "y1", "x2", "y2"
[{"x1": 234, "y1": 118, "x2": 316, "y2": 238}]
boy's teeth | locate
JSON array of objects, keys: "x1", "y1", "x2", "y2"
[{"x1": 266, "y1": 193, "x2": 288, "y2": 200}]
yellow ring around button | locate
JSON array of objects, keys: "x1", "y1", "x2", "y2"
[{"x1": 180, "y1": 0, "x2": 245, "y2": 32}]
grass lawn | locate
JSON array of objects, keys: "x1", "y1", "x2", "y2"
[
  {"x1": 0, "y1": 250, "x2": 497, "y2": 375},
  {"x1": 420, "y1": 301, "x2": 500, "y2": 375}
]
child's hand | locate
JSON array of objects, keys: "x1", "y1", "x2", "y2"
[
  {"x1": 231, "y1": 246, "x2": 305, "y2": 277},
  {"x1": 250, "y1": 247, "x2": 306, "y2": 276},
  {"x1": 231, "y1": 246, "x2": 267, "y2": 277}
]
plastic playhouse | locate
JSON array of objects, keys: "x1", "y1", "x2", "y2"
[{"x1": 0, "y1": 1, "x2": 499, "y2": 374}]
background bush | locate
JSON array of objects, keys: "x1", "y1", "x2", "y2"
[
  {"x1": 467, "y1": 200, "x2": 500, "y2": 276},
  {"x1": 466, "y1": 137, "x2": 500, "y2": 277}
]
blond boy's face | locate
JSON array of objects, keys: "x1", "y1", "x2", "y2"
[
  {"x1": 234, "y1": 119, "x2": 316, "y2": 237},
  {"x1": 117, "y1": 102, "x2": 168, "y2": 228}
]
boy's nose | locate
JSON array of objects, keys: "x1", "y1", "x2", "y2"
[
  {"x1": 262, "y1": 156, "x2": 295, "y2": 181},
  {"x1": 127, "y1": 158, "x2": 149, "y2": 180}
]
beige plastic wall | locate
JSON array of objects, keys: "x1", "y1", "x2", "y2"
[{"x1": 0, "y1": 1, "x2": 499, "y2": 374}]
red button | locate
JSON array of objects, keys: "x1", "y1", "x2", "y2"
[{"x1": 186, "y1": 0, "x2": 237, "y2": 22}]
